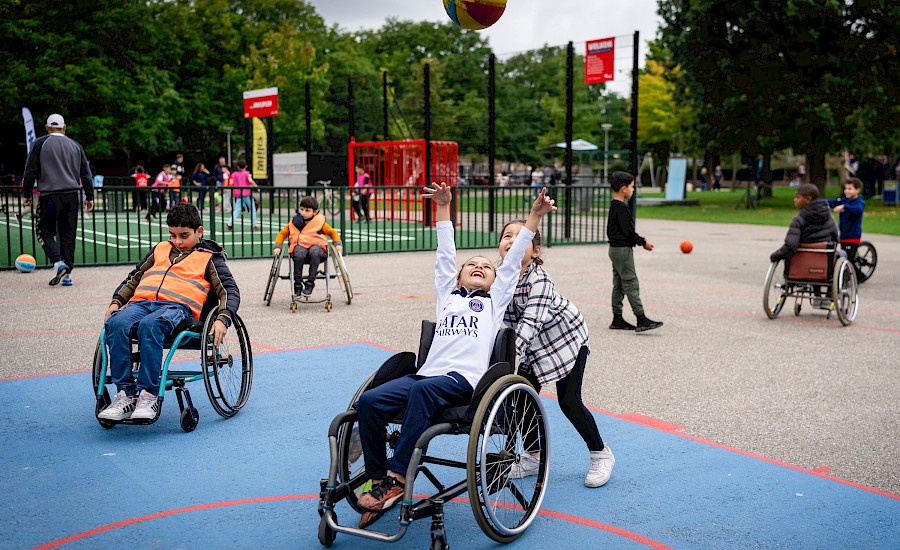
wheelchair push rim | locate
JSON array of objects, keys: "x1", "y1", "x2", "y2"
[
  {"x1": 832, "y1": 258, "x2": 859, "y2": 326},
  {"x1": 264, "y1": 252, "x2": 283, "y2": 306},
  {"x1": 329, "y1": 246, "x2": 352, "y2": 305},
  {"x1": 467, "y1": 376, "x2": 550, "y2": 542},
  {"x1": 763, "y1": 260, "x2": 788, "y2": 319},
  {"x1": 92, "y1": 337, "x2": 116, "y2": 429},
  {"x1": 854, "y1": 241, "x2": 876, "y2": 283},
  {"x1": 201, "y1": 313, "x2": 253, "y2": 417}
]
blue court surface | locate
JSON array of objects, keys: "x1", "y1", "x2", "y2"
[{"x1": 2, "y1": 344, "x2": 897, "y2": 549}]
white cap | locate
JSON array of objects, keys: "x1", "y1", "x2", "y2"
[{"x1": 46, "y1": 114, "x2": 65, "y2": 128}]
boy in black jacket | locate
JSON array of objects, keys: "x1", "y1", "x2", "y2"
[
  {"x1": 606, "y1": 172, "x2": 663, "y2": 333},
  {"x1": 770, "y1": 184, "x2": 839, "y2": 264}
]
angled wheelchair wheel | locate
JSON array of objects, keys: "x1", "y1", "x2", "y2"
[
  {"x1": 92, "y1": 338, "x2": 116, "y2": 429},
  {"x1": 467, "y1": 375, "x2": 549, "y2": 543},
  {"x1": 201, "y1": 313, "x2": 253, "y2": 418},
  {"x1": 832, "y1": 258, "x2": 859, "y2": 326},
  {"x1": 264, "y1": 253, "x2": 283, "y2": 306},
  {"x1": 336, "y1": 373, "x2": 403, "y2": 514},
  {"x1": 329, "y1": 246, "x2": 352, "y2": 305},
  {"x1": 853, "y1": 241, "x2": 876, "y2": 283},
  {"x1": 763, "y1": 260, "x2": 788, "y2": 319}
]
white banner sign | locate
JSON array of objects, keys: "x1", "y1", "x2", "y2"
[{"x1": 22, "y1": 107, "x2": 36, "y2": 154}]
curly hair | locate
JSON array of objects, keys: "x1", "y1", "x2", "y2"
[{"x1": 166, "y1": 203, "x2": 202, "y2": 229}]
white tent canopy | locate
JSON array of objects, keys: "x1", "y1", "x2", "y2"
[{"x1": 551, "y1": 139, "x2": 599, "y2": 151}]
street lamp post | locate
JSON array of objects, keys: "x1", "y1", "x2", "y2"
[
  {"x1": 223, "y1": 127, "x2": 233, "y2": 167},
  {"x1": 601, "y1": 123, "x2": 613, "y2": 184}
]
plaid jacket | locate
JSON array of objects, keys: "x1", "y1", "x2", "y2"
[{"x1": 504, "y1": 263, "x2": 589, "y2": 384}]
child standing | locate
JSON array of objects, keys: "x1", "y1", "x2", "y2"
[
  {"x1": 498, "y1": 220, "x2": 614, "y2": 487},
  {"x1": 826, "y1": 177, "x2": 865, "y2": 264},
  {"x1": 713, "y1": 165, "x2": 723, "y2": 191},
  {"x1": 273, "y1": 196, "x2": 342, "y2": 296},
  {"x1": 227, "y1": 160, "x2": 258, "y2": 230},
  {"x1": 354, "y1": 183, "x2": 555, "y2": 528},
  {"x1": 148, "y1": 164, "x2": 171, "y2": 219},
  {"x1": 352, "y1": 165, "x2": 374, "y2": 223},
  {"x1": 99, "y1": 204, "x2": 241, "y2": 421},
  {"x1": 607, "y1": 171, "x2": 663, "y2": 332}
]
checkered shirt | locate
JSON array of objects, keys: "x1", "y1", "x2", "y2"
[{"x1": 503, "y1": 263, "x2": 589, "y2": 385}]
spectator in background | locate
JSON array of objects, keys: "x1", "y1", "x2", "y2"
[
  {"x1": 191, "y1": 163, "x2": 211, "y2": 211},
  {"x1": 226, "y1": 160, "x2": 258, "y2": 230},
  {"x1": 698, "y1": 167, "x2": 708, "y2": 192},
  {"x1": 147, "y1": 164, "x2": 171, "y2": 220},
  {"x1": 352, "y1": 164, "x2": 374, "y2": 223},
  {"x1": 128, "y1": 161, "x2": 148, "y2": 212},
  {"x1": 858, "y1": 153, "x2": 878, "y2": 199},
  {"x1": 713, "y1": 165, "x2": 723, "y2": 191},
  {"x1": 876, "y1": 154, "x2": 889, "y2": 197},
  {"x1": 171, "y1": 153, "x2": 186, "y2": 188},
  {"x1": 531, "y1": 165, "x2": 544, "y2": 197},
  {"x1": 843, "y1": 151, "x2": 859, "y2": 178}
]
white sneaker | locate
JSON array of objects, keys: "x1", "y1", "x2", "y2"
[
  {"x1": 507, "y1": 453, "x2": 541, "y2": 479},
  {"x1": 585, "y1": 446, "x2": 615, "y2": 488},
  {"x1": 98, "y1": 391, "x2": 136, "y2": 421},
  {"x1": 131, "y1": 390, "x2": 160, "y2": 420}
]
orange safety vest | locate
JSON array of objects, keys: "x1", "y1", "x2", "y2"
[
  {"x1": 288, "y1": 213, "x2": 328, "y2": 253},
  {"x1": 130, "y1": 242, "x2": 212, "y2": 319}
]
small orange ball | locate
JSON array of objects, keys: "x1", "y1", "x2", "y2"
[{"x1": 680, "y1": 240, "x2": 693, "y2": 254}]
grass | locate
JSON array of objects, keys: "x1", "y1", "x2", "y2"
[{"x1": 636, "y1": 186, "x2": 899, "y2": 236}]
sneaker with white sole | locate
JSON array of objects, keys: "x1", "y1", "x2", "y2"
[
  {"x1": 49, "y1": 261, "x2": 71, "y2": 286},
  {"x1": 131, "y1": 390, "x2": 160, "y2": 420},
  {"x1": 585, "y1": 446, "x2": 615, "y2": 488},
  {"x1": 98, "y1": 391, "x2": 136, "y2": 421},
  {"x1": 61, "y1": 274, "x2": 73, "y2": 286},
  {"x1": 507, "y1": 453, "x2": 541, "y2": 479}
]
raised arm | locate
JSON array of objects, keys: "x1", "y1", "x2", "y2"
[{"x1": 422, "y1": 182, "x2": 457, "y2": 311}]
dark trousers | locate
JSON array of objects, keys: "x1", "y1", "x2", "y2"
[
  {"x1": 352, "y1": 194, "x2": 371, "y2": 221},
  {"x1": 291, "y1": 245, "x2": 327, "y2": 290},
  {"x1": 357, "y1": 372, "x2": 473, "y2": 479},
  {"x1": 35, "y1": 192, "x2": 79, "y2": 268},
  {"x1": 196, "y1": 187, "x2": 208, "y2": 211},
  {"x1": 133, "y1": 189, "x2": 148, "y2": 210},
  {"x1": 522, "y1": 346, "x2": 604, "y2": 452}
]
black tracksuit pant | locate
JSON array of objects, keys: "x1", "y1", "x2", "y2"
[{"x1": 36, "y1": 191, "x2": 80, "y2": 269}]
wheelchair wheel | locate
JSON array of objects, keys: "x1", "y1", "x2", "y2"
[
  {"x1": 854, "y1": 241, "x2": 876, "y2": 283},
  {"x1": 318, "y1": 513, "x2": 337, "y2": 547},
  {"x1": 264, "y1": 253, "x2": 282, "y2": 306},
  {"x1": 467, "y1": 375, "x2": 549, "y2": 543},
  {"x1": 329, "y1": 246, "x2": 352, "y2": 305},
  {"x1": 201, "y1": 313, "x2": 253, "y2": 418},
  {"x1": 180, "y1": 407, "x2": 200, "y2": 432},
  {"x1": 832, "y1": 258, "x2": 859, "y2": 326},
  {"x1": 763, "y1": 260, "x2": 788, "y2": 319},
  {"x1": 91, "y1": 339, "x2": 116, "y2": 429},
  {"x1": 336, "y1": 374, "x2": 403, "y2": 514}
]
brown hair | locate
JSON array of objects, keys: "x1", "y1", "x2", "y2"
[
  {"x1": 499, "y1": 220, "x2": 543, "y2": 266},
  {"x1": 844, "y1": 177, "x2": 862, "y2": 190}
]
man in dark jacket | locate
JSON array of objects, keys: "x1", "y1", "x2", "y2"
[
  {"x1": 770, "y1": 184, "x2": 839, "y2": 263},
  {"x1": 22, "y1": 113, "x2": 94, "y2": 286}
]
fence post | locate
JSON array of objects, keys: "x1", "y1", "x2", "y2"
[
  {"x1": 305, "y1": 81, "x2": 312, "y2": 153},
  {"x1": 488, "y1": 53, "x2": 496, "y2": 233},
  {"x1": 564, "y1": 41, "x2": 574, "y2": 239},
  {"x1": 630, "y1": 30, "x2": 640, "y2": 215},
  {"x1": 424, "y1": 63, "x2": 432, "y2": 226},
  {"x1": 383, "y1": 70, "x2": 389, "y2": 141},
  {"x1": 348, "y1": 76, "x2": 355, "y2": 142}
]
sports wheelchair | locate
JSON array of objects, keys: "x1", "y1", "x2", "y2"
[
  {"x1": 92, "y1": 294, "x2": 253, "y2": 432},
  {"x1": 317, "y1": 321, "x2": 550, "y2": 549},
  {"x1": 851, "y1": 240, "x2": 877, "y2": 283},
  {"x1": 263, "y1": 243, "x2": 352, "y2": 313},
  {"x1": 763, "y1": 242, "x2": 859, "y2": 326}
]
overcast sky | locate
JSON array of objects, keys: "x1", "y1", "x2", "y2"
[{"x1": 308, "y1": 0, "x2": 661, "y2": 95}]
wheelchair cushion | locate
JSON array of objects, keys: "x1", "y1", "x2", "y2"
[{"x1": 787, "y1": 242, "x2": 835, "y2": 282}]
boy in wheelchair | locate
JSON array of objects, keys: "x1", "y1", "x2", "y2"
[
  {"x1": 99, "y1": 204, "x2": 241, "y2": 421},
  {"x1": 353, "y1": 182, "x2": 555, "y2": 528},
  {"x1": 272, "y1": 195, "x2": 342, "y2": 297}
]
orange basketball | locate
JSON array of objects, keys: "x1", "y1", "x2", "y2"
[{"x1": 680, "y1": 240, "x2": 693, "y2": 254}]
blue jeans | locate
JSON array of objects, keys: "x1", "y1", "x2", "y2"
[
  {"x1": 357, "y1": 372, "x2": 473, "y2": 479},
  {"x1": 104, "y1": 301, "x2": 192, "y2": 396},
  {"x1": 230, "y1": 196, "x2": 257, "y2": 227}
]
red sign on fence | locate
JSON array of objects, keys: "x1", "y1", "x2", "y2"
[
  {"x1": 243, "y1": 87, "x2": 279, "y2": 118},
  {"x1": 585, "y1": 37, "x2": 615, "y2": 84}
]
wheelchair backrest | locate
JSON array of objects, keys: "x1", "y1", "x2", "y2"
[
  {"x1": 416, "y1": 320, "x2": 516, "y2": 370},
  {"x1": 788, "y1": 242, "x2": 835, "y2": 282}
]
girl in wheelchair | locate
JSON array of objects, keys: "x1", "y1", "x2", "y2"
[
  {"x1": 353, "y1": 183, "x2": 556, "y2": 528},
  {"x1": 99, "y1": 204, "x2": 241, "y2": 422}
]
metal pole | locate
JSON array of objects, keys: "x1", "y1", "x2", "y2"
[
  {"x1": 382, "y1": 70, "x2": 389, "y2": 141},
  {"x1": 601, "y1": 123, "x2": 612, "y2": 183},
  {"x1": 348, "y1": 76, "x2": 355, "y2": 141},
  {"x1": 224, "y1": 127, "x2": 233, "y2": 167},
  {"x1": 424, "y1": 63, "x2": 432, "y2": 226},
  {"x1": 267, "y1": 116, "x2": 274, "y2": 186},
  {"x1": 564, "y1": 41, "x2": 574, "y2": 240},
  {"x1": 630, "y1": 30, "x2": 640, "y2": 213},
  {"x1": 305, "y1": 81, "x2": 312, "y2": 152},
  {"x1": 488, "y1": 53, "x2": 496, "y2": 232}
]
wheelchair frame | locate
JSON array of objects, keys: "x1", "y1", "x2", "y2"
[
  {"x1": 317, "y1": 322, "x2": 550, "y2": 549},
  {"x1": 93, "y1": 306, "x2": 253, "y2": 432},
  {"x1": 263, "y1": 243, "x2": 352, "y2": 313},
  {"x1": 763, "y1": 243, "x2": 859, "y2": 326}
]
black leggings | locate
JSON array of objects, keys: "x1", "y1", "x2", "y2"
[{"x1": 522, "y1": 346, "x2": 604, "y2": 452}]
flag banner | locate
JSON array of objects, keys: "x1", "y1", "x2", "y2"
[
  {"x1": 252, "y1": 118, "x2": 268, "y2": 179},
  {"x1": 22, "y1": 107, "x2": 36, "y2": 154}
]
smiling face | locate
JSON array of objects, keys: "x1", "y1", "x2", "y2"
[
  {"x1": 498, "y1": 222, "x2": 538, "y2": 270},
  {"x1": 457, "y1": 256, "x2": 496, "y2": 291},
  {"x1": 843, "y1": 183, "x2": 860, "y2": 200},
  {"x1": 169, "y1": 225, "x2": 203, "y2": 252}
]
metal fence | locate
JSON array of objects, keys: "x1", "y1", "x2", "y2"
[{"x1": 0, "y1": 183, "x2": 611, "y2": 269}]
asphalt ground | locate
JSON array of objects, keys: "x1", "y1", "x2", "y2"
[{"x1": 1, "y1": 218, "x2": 898, "y2": 500}]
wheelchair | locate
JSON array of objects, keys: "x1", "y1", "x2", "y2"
[
  {"x1": 851, "y1": 240, "x2": 877, "y2": 283},
  {"x1": 763, "y1": 242, "x2": 859, "y2": 326},
  {"x1": 317, "y1": 321, "x2": 550, "y2": 549},
  {"x1": 263, "y1": 243, "x2": 352, "y2": 313},
  {"x1": 92, "y1": 294, "x2": 253, "y2": 432}
]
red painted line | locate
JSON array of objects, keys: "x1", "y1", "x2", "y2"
[
  {"x1": 812, "y1": 467, "x2": 833, "y2": 474},
  {"x1": 32, "y1": 494, "x2": 673, "y2": 550},
  {"x1": 618, "y1": 413, "x2": 685, "y2": 433}
]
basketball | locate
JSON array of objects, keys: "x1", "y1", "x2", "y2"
[
  {"x1": 15, "y1": 254, "x2": 36, "y2": 273},
  {"x1": 680, "y1": 240, "x2": 693, "y2": 254},
  {"x1": 443, "y1": 0, "x2": 507, "y2": 30}
]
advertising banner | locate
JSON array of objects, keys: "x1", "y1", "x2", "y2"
[
  {"x1": 585, "y1": 37, "x2": 615, "y2": 84},
  {"x1": 22, "y1": 107, "x2": 36, "y2": 154},
  {"x1": 243, "y1": 87, "x2": 279, "y2": 118},
  {"x1": 252, "y1": 118, "x2": 268, "y2": 179}
]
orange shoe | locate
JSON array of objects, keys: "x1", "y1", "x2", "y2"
[{"x1": 356, "y1": 477, "x2": 404, "y2": 513}]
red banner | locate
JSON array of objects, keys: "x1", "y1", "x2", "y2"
[
  {"x1": 585, "y1": 37, "x2": 615, "y2": 84},
  {"x1": 243, "y1": 87, "x2": 279, "y2": 118}
]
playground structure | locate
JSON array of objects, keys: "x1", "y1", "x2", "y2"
[{"x1": 348, "y1": 139, "x2": 458, "y2": 225}]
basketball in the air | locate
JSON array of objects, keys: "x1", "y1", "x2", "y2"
[
  {"x1": 443, "y1": 0, "x2": 507, "y2": 30},
  {"x1": 15, "y1": 254, "x2": 36, "y2": 272},
  {"x1": 680, "y1": 241, "x2": 693, "y2": 254}
]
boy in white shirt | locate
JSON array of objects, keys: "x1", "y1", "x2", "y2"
[{"x1": 354, "y1": 182, "x2": 555, "y2": 528}]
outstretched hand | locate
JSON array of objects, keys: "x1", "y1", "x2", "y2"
[
  {"x1": 422, "y1": 182, "x2": 452, "y2": 205},
  {"x1": 530, "y1": 187, "x2": 557, "y2": 217}
]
